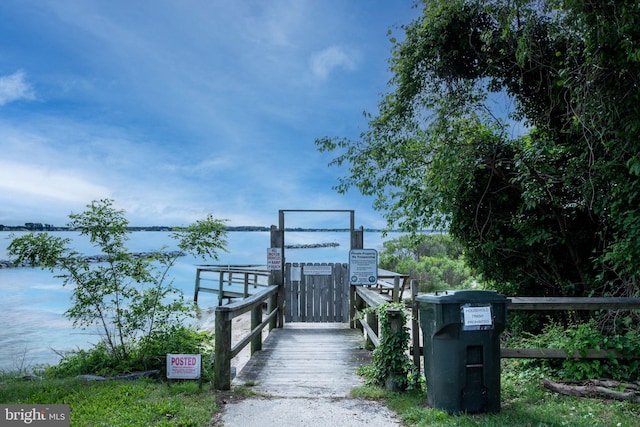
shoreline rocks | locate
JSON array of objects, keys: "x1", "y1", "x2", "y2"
[
  {"x1": 284, "y1": 242, "x2": 340, "y2": 249},
  {"x1": 0, "y1": 251, "x2": 185, "y2": 269}
]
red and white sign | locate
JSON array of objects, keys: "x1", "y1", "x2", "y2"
[
  {"x1": 267, "y1": 247, "x2": 282, "y2": 271},
  {"x1": 166, "y1": 354, "x2": 201, "y2": 379}
]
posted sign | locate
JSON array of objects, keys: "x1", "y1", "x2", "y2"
[
  {"x1": 349, "y1": 249, "x2": 378, "y2": 285},
  {"x1": 166, "y1": 354, "x2": 201, "y2": 379}
]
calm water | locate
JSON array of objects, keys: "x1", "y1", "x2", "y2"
[{"x1": 0, "y1": 230, "x2": 398, "y2": 370}]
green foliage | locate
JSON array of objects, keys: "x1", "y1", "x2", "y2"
[
  {"x1": 0, "y1": 377, "x2": 218, "y2": 426},
  {"x1": 136, "y1": 326, "x2": 214, "y2": 377},
  {"x1": 509, "y1": 320, "x2": 640, "y2": 381},
  {"x1": 47, "y1": 326, "x2": 214, "y2": 380},
  {"x1": 358, "y1": 303, "x2": 418, "y2": 390},
  {"x1": 316, "y1": 0, "x2": 640, "y2": 299},
  {"x1": 379, "y1": 234, "x2": 464, "y2": 262},
  {"x1": 353, "y1": 371, "x2": 640, "y2": 427},
  {"x1": 379, "y1": 234, "x2": 478, "y2": 292},
  {"x1": 172, "y1": 214, "x2": 228, "y2": 260},
  {"x1": 7, "y1": 199, "x2": 226, "y2": 373}
]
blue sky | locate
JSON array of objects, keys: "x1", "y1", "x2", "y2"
[{"x1": 0, "y1": 0, "x2": 419, "y2": 229}]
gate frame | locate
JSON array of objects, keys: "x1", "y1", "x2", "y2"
[{"x1": 270, "y1": 210, "x2": 364, "y2": 327}]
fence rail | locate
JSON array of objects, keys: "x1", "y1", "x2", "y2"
[
  {"x1": 405, "y1": 291, "x2": 640, "y2": 364},
  {"x1": 194, "y1": 265, "x2": 271, "y2": 306},
  {"x1": 503, "y1": 297, "x2": 640, "y2": 360},
  {"x1": 213, "y1": 285, "x2": 279, "y2": 390}
]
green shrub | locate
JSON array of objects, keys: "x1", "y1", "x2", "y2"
[
  {"x1": 508, "y1": 319, "x2": 640, "y2": 381},
  {"x1": 9, "y1": 199, "x2": 225, "y2": 377},
  {"x1": 358, "y1": 303, "x2": 418, "y2": 390},
  {"x1": 135, "y1": 326, "x2": 214, "y2": 377},
  {"x1": 46, "y1": 326, "x2": 214, "y2": 379},
  {"x1": 379, "y1": 234, "x2": 479, "y2": 292}
]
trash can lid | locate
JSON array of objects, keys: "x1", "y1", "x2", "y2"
[{"x1": 415, "y1": 289, "x2": 508, "y2": 304}]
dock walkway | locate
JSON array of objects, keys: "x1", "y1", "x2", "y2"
[{"x1": 220, "y1": 323, "x2": 401, "y2": 426}]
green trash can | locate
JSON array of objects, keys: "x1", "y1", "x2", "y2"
[{"x1": 416, "y1": 290, "x2": 509, "y2": 414}]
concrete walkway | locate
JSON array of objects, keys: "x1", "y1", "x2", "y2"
[{"x1": 219, "y1": 323, "x2": 401, "y2": 426}]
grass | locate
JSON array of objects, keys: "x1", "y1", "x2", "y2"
[
  {"x1": 3, "y1": 361, "x2": 639, "y2": 426},
  {"x1": 351, "y1": 361, "x2": 640, "y2": 427},
  {"x1": 0, "y1": 374, "x2": 219, "y2": 427}
]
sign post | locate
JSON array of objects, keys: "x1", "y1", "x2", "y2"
[{"x1": 349, "y1": 249, "x2": 378, "y2": 286}]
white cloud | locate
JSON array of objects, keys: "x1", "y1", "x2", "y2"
[
  {"x1": 0, "y1": 161, "x2": 111, "y2": 203},
  {"x1": 309, "y1": 46, "x2": 358, "y2": 80},
  {"x1": 0, "y1": 71, "x2": 35, "y2": 106}
]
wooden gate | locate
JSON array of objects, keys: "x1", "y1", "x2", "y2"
[{"x1": 283, "y1": 262, "x2": 349, "y2": 322}]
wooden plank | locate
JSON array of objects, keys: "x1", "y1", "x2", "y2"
[
  {"x1": 328, "y1": 263, "x2": 336, "y2": 321},
  {"x1": 341, "y1": 263, "x2": 349, "y2": 322},
  {"x1": 333, "y1": 263, "x2": 340, "y2": 322},
  {"x1": 313, "y1": 267, "x2": 321, "y2": 322},
  {"x1": 290, "y1": 270, "x2": 300, "y2": 322},
  {"x1": 323, "y1": 263, "x2": 331, "y2": 322},
  {"x1": 233, "y1": 323, "x2": 371, "y2": 397},
  {"x1": 509, "y1": 297, "x2": 640, "y2": 311},
  {"x1": 355, "y1": 286, "x2": 388, "y2": 309},
  {"x1": 300, "y1": 264, "x2": 307, "y2": 321},
  {"x1": 284, "y1": 263, "x2": 293, "y2": 322},
  {"x1": 358, "y1": 317, "x2": 380, "y2": 348}
]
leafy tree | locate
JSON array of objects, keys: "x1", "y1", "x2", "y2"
[
  {"x1": 8, "y1": 199, "x2": 227, "y2": 364},
  {"x1": 378, "y1": 234, "x2": 476, "y2": 292},
  {"x1": 317, "y1": 0, "x2": 640, "y2": 298}
]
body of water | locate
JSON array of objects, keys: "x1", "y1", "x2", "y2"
[{"x1": 0, "y1": 230, "x2": 399, "y2": 370}]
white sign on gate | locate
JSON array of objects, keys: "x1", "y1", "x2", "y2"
[
  {"x1": 303, "y1": 265, "x2": 333, "y2": 275},
  {"x1": 349, "y1": 249, "x2": 378, "y2": 285}
]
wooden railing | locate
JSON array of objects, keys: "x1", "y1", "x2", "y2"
[
  {"x1": 352, "y1": 285, "x2": 388, "y2": 349},
  {"x1": 194, "y1": 265, "x2": 271, "y2": 306},
  {"x1": 503, "y1": 297, "x2": 640, "y2": 359},
  {"x1": 213, "y1": 284, "x2": 279, "y2": 390},
  {"x1": 358, "y1": 284, "x2": 640, "y2": 368},
  {"x1": 352, "y1": 280, "x2": 423, "y2": 371},
  {"x1": 375, "y1": 269, "x2": 410, "y2": 302}
]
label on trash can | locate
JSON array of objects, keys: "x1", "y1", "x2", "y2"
[{"x1": 461, "y1": 305, "x2": 493, "y2": 330}]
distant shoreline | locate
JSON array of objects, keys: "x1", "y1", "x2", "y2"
[
  {"x1": 284, "y1": 242, "x2": 340, "y2": 249},
  {"x1": 0, "y1": 226, "x2": 398, "y2": 232},
  {"x1": 0, "y1": 250, "x2": 185, "y2": 269}
]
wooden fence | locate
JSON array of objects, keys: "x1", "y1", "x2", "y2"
[
  {"x1": 356, "y1": 281, "x2": 640, "y2": 370},
  {"x1": 213, "y1": 285, "x2": 279, "y2": 390},
  {"x1": 503, "y1": 297, "x2": 640, "y2": 359},
  {"x1": 194, "y1": 265, "x2": 271, "y2": 306},
  {"x1": 283, "y1": 262, "x2": 349, "y2": 322}
]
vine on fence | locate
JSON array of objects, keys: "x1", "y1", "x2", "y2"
[{"x1": 358, "y1": 302, "x2": 418, "y2": 391}]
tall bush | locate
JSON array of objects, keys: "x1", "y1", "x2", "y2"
[
  {"x1": 379, "y1": 234, "x2": 477, "y2": 292},
  {"x1": 8, "y1": 199, "x2": 227, "y2": 368}
]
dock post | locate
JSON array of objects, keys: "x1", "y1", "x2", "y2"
[
  {"x1": 411, "y1": 279, "x2": 421, "y2": 371},
  {"x1": 213, "y1": 309, "x2": 232, "y2": 390},
  {"x1": 194, "y1": 268, "x2": 201, "y2": 304},
  {"x1": 251, "y1": 303, "x2": 262, "y2": 354}
]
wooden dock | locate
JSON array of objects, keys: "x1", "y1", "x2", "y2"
[{"x1": 233, "y1": 323, "x2": 371, "y2": 397}]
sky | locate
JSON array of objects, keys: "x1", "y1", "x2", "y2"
[{"x1": 0, "y1": 0, "x2": 420, "y2": 229}]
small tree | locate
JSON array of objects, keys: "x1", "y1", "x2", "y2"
[{"x1": 8, "y1": 199, "x2": 228, "y2": 364}]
